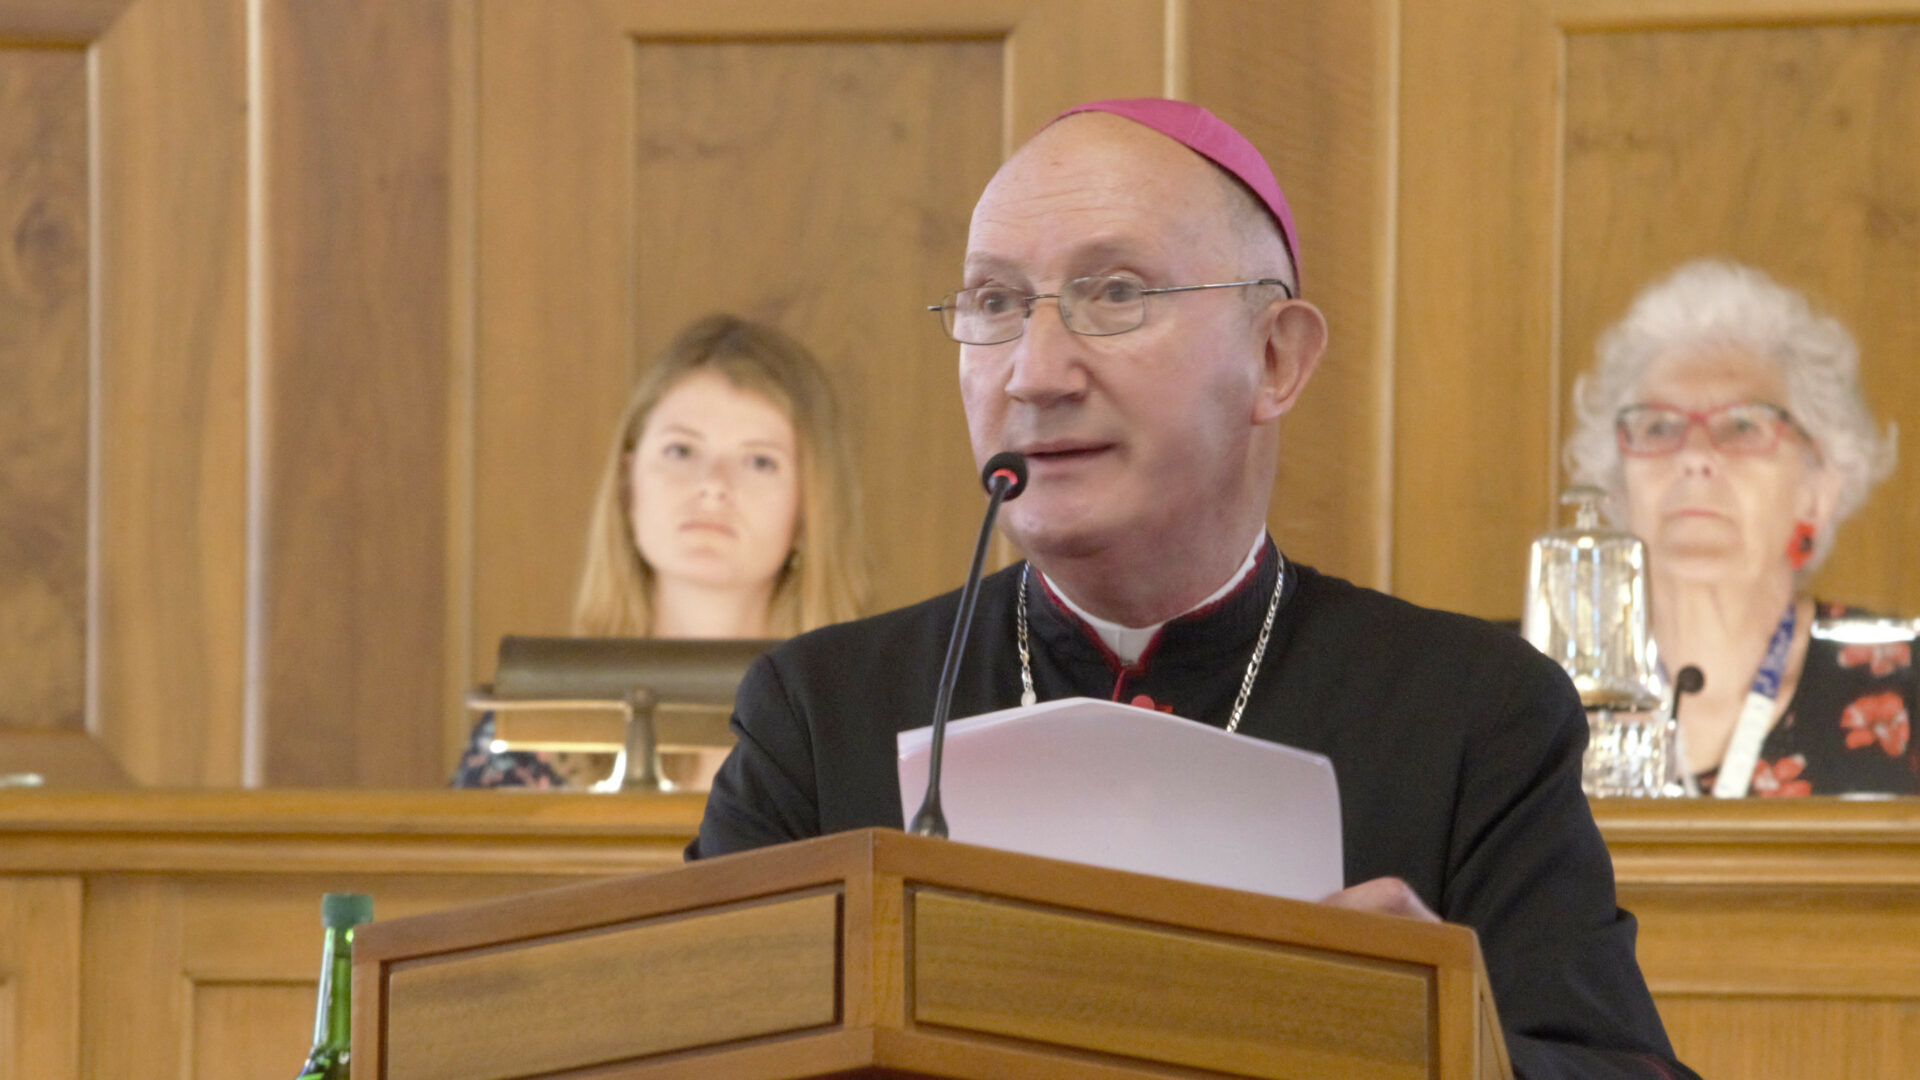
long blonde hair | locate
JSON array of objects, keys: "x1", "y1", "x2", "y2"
[{"x1": 572, "y1": 315, "x2": 869, "y2": 637}]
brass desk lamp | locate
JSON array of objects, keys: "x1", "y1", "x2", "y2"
[{"x1": 467, "y1": 637, "x2": 776, "y2": 792}]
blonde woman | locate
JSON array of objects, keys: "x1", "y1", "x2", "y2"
[{"x1": 453, "y1": 314, "x2": 869, "y2": 788}]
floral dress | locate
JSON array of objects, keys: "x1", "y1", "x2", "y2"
[{"x1": 1697, "y1": 603, "x2": 1918, "y2": 797}]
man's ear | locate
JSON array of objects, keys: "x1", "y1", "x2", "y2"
[{"x1": 1253, "y1": 299, "x2": 1328, "y2": 424}]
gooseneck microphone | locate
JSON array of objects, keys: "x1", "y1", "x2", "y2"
[{"x1": 908, "y1": 451, "x2": 1029, "y2": 838}]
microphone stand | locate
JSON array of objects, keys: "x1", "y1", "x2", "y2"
[{"x1": 909, "y1": 454, "x2": 1026, "y2": 838}]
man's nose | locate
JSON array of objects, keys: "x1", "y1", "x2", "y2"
[{"x1": 1003, "y1": 297, "x2": 1089, "y2": 405}]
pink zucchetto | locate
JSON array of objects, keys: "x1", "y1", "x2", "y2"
[{"x1": 1051, "y1": 98, "x2": 1300, "y2": 289}]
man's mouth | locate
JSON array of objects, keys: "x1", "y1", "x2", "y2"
[{"x1": 1020, "y1": 440, "x2": 1114, "y2": 462}]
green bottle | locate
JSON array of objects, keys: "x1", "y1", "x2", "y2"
[{"x1": 295, "y1": 893, "x2": 373, "y2": 1080}]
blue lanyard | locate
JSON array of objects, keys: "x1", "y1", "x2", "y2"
[
  {"x1": 1748, "y1": 603, "x2": 1798, "y2": 701},
  {"x1": 1660, "y1": 603, "x2": 1797, "y2": 701},
  {"x1": 1709, "y1": 602, "x2": 1799, "y2": 799}
]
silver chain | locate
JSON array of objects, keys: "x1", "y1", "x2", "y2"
[
  {"x1": 1016, "y1": 557, "x2": 1286, "y2": 732},
  {"x1": 1226, "y1": 568, "x2": 1285, "y2": 733},
  {"x1": 1016, "y1": 566, "x2": 1037, "y2": 706}
]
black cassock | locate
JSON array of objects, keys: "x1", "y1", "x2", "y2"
[{"x1": 694, "y1": 540, "x2": 1698, "y2": 1080}]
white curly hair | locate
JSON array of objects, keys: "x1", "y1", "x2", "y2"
[{"x1": 1564, "y1": 259, "x2": 1896, "y2": 573}]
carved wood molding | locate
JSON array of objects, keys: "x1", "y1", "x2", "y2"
[
  {"x1": 1550, "y1": 0, "x2": 1920, "y2": 30},
  {"x1": 0, "y1": 790, "x2": 704, "y2": 875},
  {"x1": 0, "y1": 0, "x2": 131, "y2": 45},
  {"x1": 1594, "y1": 798, "x2": 1920, "y2": 885}
]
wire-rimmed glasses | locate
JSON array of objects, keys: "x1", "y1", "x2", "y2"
[
  {"x1": 926, "y1": 275, "x2": 1293, "y2": 346},
  {"x1": 1614, "y1": 401, "x2": 1804, "y2": 457}
]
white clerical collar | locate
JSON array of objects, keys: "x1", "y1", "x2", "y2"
[{"x1": 1042, "y1": 532, "x2": 1267, "y2": 666}]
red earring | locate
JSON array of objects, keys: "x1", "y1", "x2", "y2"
[{"x1": 1787, "y1": 521, "x2": 1816, "y2": 570}]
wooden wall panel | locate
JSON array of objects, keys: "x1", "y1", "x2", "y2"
[
  {"x1": 469, "y1": 0, "x2": 632, "y2": 701},
  {"x1": 0, "y1": 47, "x2": 87, "y2": 731},
  {"x1": 1599, "y1": 799, "x2": 1920, "y2": 1080},
  {"x1": 91, "y1": 0, "x2": 248, "y2": 784},
  {"x1": 77, "y1": 872, "x2": 596, "y2": 1076},
  {"x1": 2, "y1": 0, "x2": 460, "y2": 789},
  {"x1": 626, "y1": 38, "x2": 1000, "y2": 612},
  {"x1": 77, "y1": 878, "x2": 185, "y2": 1077},
  {"x1": 463, "y1": 0, "x2": 1183, "y2": 755},
  {"x1": 0, "y1": 877, "x2": 81, "y2": 1080},
  {"x1": 1190, "y1": 1, "x2": 1395, "y2": 588},
  {"x1": 1657, "y1": 996, "x2": 1920, "y2": 1080},
  {"x1": 471, "y1": 15, "x2": 1003, "y2": 675},
  {"x1": 1561, "y1": 20, "x2": 1920, "y2": 614},
  {"x1": 1393, "y1": 0, "x2": 1562, "y2": 617},
  {"x1": 1394, "y1": 2, "x2": 1920, "y2": 620},
  {"x1": 1003, "y1": 0, "x2": 1164, "y2": 140},
  {"x1": 256, "y1": 0, "x2": 452, "y2": 787},
  {"x1": 193, "y1": 983, "x2": 313, "y2": 1080},
  {"x1": 0, "y1": 790, "x2": 699, "y2": 1079},
  {"x1": 10, "y1": 0, "x2": 1913, "y2": 787},
  {"x1": 177, "y1": 874, "x2": 581, "y2": 1074},
  {"x1": 0, "y1": 3, "x2": 125, "y2": 44}
]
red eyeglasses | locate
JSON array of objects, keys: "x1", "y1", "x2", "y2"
[{"x1": 1614, "y1": 402, "x2": 1804, "y2": 457}]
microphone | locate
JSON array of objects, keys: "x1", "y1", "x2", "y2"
[
  {"x1": 1671, "y1": 665, "x2": 1705, "y2": 700},
  {"x1": 1667, "y1": 665, "x2": 1704, "y2": 797},
  {"x1": 908, "y1": 451, "x2": 1029, "y2": 838}
]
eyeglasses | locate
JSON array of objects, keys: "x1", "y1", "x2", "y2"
[
  {"x1": 1614, "y1": 401, "x2": 1804, "y2": 457},
  {"x1": 926, "y1": 275, "x2": 1294, "y2": 346}
]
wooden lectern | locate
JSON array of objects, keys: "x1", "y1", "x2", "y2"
[{"x1": 352, "y1": 828, "x2": 1511, "y2": 1080}]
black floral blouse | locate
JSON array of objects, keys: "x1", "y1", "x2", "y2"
[
  {"x1": 1697, "y1": 603, "x2": 1918, "y2": 797},
  {"x1": 449, "y1": 713, "x2": 580, "y2": 789}
]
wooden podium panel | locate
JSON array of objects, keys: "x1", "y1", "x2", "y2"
[
  {"x1": 354, "y1": 828, "x2": 1510, "y2": 1080},
  {"x1": 912, "y1": 889, "x2": 1431, "y2": 1079},
  {"x1": 386, "y1": 891, "x2": 842, "y2": 1080}
]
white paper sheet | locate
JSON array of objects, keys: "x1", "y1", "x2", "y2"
[{"x1": 897, "y1": 697, "x2": 1343, "y2": 901}]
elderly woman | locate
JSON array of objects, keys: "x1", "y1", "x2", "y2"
[
  {"x1": 452, "y1": 314, "x2": 870, "y2": 788},
  {"x1": 1566, "y1": 259, "x2": 1913, "y2": 797}
]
